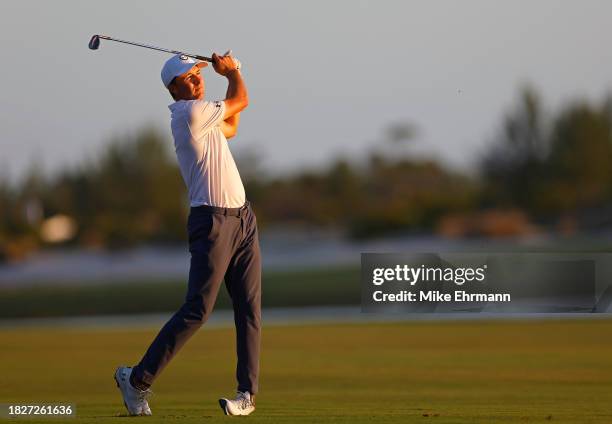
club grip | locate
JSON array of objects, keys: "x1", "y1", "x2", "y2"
[{"x1": 193, "y1": 55, "x2": 213, "y2": 63}]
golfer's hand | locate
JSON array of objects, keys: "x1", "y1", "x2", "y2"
[
  {"x1": 223, "y1": 50, "x2": 241, "y2": 72},
  {"x1": 212, "y1": 52, "x2": 241, "y2": 76}
]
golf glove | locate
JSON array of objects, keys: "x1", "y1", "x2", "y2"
[{"x1": 223, "y1": 50, "x2": 241, "y2": 71}]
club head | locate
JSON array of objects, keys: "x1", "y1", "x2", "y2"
[{"x1": 88, "y1": 35, "x2": 100, "y2": 50}]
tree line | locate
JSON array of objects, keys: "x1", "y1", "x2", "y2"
[{"x1": 2, "y1": 86, "x2": 612, "y2": 260}]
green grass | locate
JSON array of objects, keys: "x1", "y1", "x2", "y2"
[
  {"x1": 1, "y1": 319, "x2": 612, "y2": 423},
  {"x1": 0, "y1": 266, "x2": 359, "y2": 318}
]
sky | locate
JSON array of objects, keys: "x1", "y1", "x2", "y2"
[{"x1": 1, "y1": 0, "x2": 612, "y2": 182}]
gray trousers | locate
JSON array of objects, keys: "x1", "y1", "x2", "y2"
[{"x1": 132, "y1": 201, "x2": 261, "y2": 394}]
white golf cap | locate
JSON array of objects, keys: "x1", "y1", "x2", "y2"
[{"x1": 161, "y1": 54, "x2": 205, "y2": 87}]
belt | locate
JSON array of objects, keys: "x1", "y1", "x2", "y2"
[{"x1": 191, "y1": 201, "x2": 250, "y2": 217}]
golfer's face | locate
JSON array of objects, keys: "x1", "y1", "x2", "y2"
[{"x1": 176, "y1": 65, "x2": 205, "y2": 100}]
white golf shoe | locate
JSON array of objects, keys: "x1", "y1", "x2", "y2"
[
  {"x1": 218, "y1": 391, "x2": 255, "y2": 416},
  {"x1": 114, "y1": 366, "x2": 152, "y2": 416}
]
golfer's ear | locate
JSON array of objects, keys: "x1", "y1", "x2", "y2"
[{"x1": 196, "y1": 62, "x2": 208, "y2": 69}]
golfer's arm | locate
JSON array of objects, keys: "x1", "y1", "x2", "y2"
[
  {"x1": 220, "y1": 75, "x2": 243, "y2": 139},
  {"x1": 223, "y1": 70, "x2": 248, "y2": 120},
  {"x1": 221, "y1": 113, "x2": 240, "y2": 139}
]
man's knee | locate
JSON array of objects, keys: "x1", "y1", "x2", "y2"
[{"x1": 179, "y1": 296, "x2": 214, "y2": 325}]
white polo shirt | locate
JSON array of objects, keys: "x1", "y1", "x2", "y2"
[{"x1": 168, "y1": 99, "x2": 246, "y2": 208}]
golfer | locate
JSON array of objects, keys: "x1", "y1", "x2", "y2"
[{"x1": 114, "y1": 51, "x2": 261, "y2": 417}]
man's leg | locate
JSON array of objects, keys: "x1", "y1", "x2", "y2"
[
  {"x1": 224, "y1": 205, "x2": 262, "y2": 395},
  {"x1": 131, "y1": 211, "x2": 240, "y2": 387}
]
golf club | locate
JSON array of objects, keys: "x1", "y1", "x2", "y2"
[{"x1": 88, "y1": 34, "x2": 212, "y2": 62}]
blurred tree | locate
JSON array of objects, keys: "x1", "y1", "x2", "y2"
[
  {"x1": 35, "y1": 127, "x2": 187, "y2": 248},
  {"x1": 348, "y1": 155, "x2": 477, "y2": 238},
  {"x1": 87, "y1": 128, "x2": 187, "y2": 247},
  {"x1": 480, "y1": 86, "x2": 612, "y2": 230},
  {"x1": 480, "y1": 86, "x2": 547, "y2": 209},
  {"x1": 537, "y1": 102, "x2": 612, "y2": 214}
]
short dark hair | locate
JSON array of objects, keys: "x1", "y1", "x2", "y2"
[{"x1": 168, "y1": 78, "x2": 178, "y2": 101}]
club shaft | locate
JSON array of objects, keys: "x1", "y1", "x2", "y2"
[{"x1": 97, "y1": 35, "x2": 212, "y2": 62}]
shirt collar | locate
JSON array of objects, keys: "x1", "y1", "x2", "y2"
[{"x1": 168, "y1": 99, "x2": 194, "y2": 112}]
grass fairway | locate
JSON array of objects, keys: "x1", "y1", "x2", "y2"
[{"x1": 1, "y1": 319, "x2": 612, "y2": 423}]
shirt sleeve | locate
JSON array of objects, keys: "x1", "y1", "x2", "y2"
[{"x1": 187, "y1": 100, "x2": 226, "y2": 140}]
